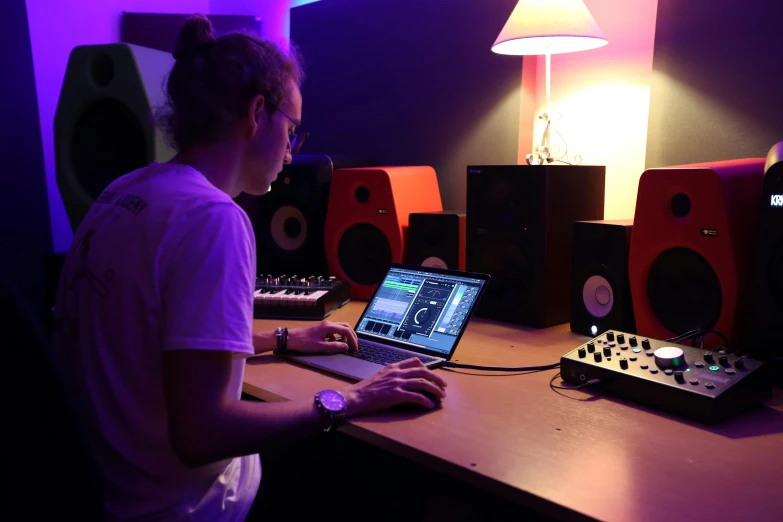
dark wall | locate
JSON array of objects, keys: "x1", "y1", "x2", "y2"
[
  {"x1": 0, "y1": 1, "x2": 99, "y2": 519},
  {"x1": 646, "y1": 0, "x2": 783, "y2": 168},
  {"x1": 0, "y1": 0, "x2": 52, "y2": 334},
  {"x1": 290, "y1": 0, "x2": 522, "y2": 211}
]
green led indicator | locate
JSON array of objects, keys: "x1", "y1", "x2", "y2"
[
  {"x1": 709, "y1": 365, "x2": 720, "y2": 371},
  {"x1": 632, "y1": 348, "x2": 641, "y2": 353},
  {"x1": 685, "y1": 368, "x2": 691, "y2": 372}
]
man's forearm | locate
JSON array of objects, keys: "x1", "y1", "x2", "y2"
[
  {"x1": 175, "y1": 397, "x2": 335, "y2": 467},
  {"x1": 252, "y1": 330, "x2": 277, "y2": 355}
]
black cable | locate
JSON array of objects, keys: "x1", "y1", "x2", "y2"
[
  {"x1": 441, "y1": 367, "x2": 550, "y2": 377},
  {"x1": 440, "y1": 361, "x2": 560, "y2": 372},
  {"x1": 665, "y1": 329, "x2": 701, "y2": 342},
  {"x1": 549, "y1": 372, "x2": 601, "y2": 390},
  {"x1": 665, "y1": 329, "x2": 729, "y2": 348}
]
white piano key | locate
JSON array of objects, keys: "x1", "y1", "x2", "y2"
[{"x1": 301, "y1": 290, "x2": 327, "y2": 306}]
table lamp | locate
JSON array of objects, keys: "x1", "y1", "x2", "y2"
[{"x1": 492, "y1": 0, "x2": 607, "y2": 165}]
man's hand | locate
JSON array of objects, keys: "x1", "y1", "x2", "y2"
[
  {"x1": 286, "y1": 320, "x2": 359, "y2": 354},
  {"x1": 343, "y1": 358, "x2": 448, "y2": 416}
]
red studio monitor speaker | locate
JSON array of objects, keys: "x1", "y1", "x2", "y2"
[
  {"x1": 570, "y1": 220, "x2": 635, "y2": 337},
  {"x1": 55, "y1": 44, "x2": 175, "y2": 233},
  {"x1": 404, "y1": 211, "x2": 466, "y2": 271},
  {"x1": 325, "y1": 166, "x2": 442, "y2": 300},
  {"x1": 751, "y1": 142, "x2": 783, "y2": 364},
  {"x1": 629, "y1": 159, "x2": 765, "y2": 349}
]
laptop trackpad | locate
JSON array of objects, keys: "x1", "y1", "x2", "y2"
[{"x1": 288, "y1": 353, "x2": 381, "y2": 381}]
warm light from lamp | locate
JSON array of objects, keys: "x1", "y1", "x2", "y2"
[
  {"x1": 492, "y1": 0, "x2": 608, "y2": 166},
  {"x1": 491, "y1": 0, "x2": 608, "y2": 56}
]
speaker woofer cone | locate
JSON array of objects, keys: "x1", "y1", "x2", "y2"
[
  {"x1": 421, "y1": 256, "x2": 448, "y2": 269},
  {"x1": 647, "y1": 247, "x2": 722, "y2": 334},
  {"x1": 71, "y1": 99, "x2": 147, "y2": 200},
  {"x1": 270, "y1": 205, "x2": 307, "y2": 251},
  {"x1": 582, "y1": 274, "x2": 614, "y2": 318},
  {"x1": 338, "y1": 223, "x2": 391, "y2": 285}
]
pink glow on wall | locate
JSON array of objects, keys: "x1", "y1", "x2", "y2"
[{"x1": 525, "y1": 0, "x2": 659, "y2": 220}]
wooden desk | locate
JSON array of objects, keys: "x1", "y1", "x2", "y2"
[{"x1": 244, "y1": 302, "x2": 783, "y2": 522}]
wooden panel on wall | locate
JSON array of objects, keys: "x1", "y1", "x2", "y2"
[
  {"x1": 646, "y1": 1, "x2": 783, "y2": 168},
  {"x1": 290, "y1": 0, "x2": 521, "y2": 211}
]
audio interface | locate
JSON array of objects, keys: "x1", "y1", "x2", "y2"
[{"x1": 560, "y1": 331, "x2": 771, "y2": 423}]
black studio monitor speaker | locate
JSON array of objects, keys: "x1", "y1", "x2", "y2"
[
  {"x1": 55, "y1": 43, "x2": 175, "y2": 233},
  {"x1": 570, "y1": 220, "x2": 636, "y2": 336},
  {"x1": 752, "y1": 142, "x2": 783, "y2": 365},
  {"x1": 254, "y1": 154, "x2": 376, "y2": 277},
  {"x1": 466, "y1": 165, "x2": 606, "y2": 328},
  {"x1": 404, "y1": 211, "x2": 466, "y2": 271}
]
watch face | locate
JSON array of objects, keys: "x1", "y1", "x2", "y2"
[{"x1": 319, "y1": 390, "x2": 346, "y2": 412}]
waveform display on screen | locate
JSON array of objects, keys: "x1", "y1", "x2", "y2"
[{"x1": 369, "y1": 297, "x2": 409, "y2": 322}]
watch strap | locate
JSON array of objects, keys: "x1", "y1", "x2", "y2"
[{"x1": 274, "y1": 327, "x2": 288, "y2": 354}]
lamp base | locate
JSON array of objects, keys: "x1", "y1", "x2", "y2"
[
  {"x1": 525, "y1": 113, "x2": 553, "y2": 165},
  {"x1": 525, "y1": 112, "x2": 582, "y2": 166}
]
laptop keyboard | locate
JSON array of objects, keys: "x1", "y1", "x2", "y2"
[{"x1": 346, "y1": 342, "x2": 438, "y2": 366}]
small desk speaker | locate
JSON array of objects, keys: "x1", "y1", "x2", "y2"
[{"x1": 404, "y1": 211, "x2": 466, "y2": 271}]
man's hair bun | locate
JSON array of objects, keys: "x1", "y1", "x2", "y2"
[{"x1": 173, "y1": 14, "x2": 216, "y2": 61}]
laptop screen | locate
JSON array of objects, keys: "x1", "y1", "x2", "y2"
[{"x1": 355, "y1": 264, "x2": 489, "y2": 358}]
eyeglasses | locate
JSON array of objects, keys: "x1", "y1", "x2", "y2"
[{"x1": 278, "y1": 108, "x2": 309, "y2": 155}]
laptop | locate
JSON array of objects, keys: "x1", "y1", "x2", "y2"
[{"x1": 286, "y1": 263, "x2": 490, "y2": 381}]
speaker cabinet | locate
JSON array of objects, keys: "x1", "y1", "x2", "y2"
[
  {"x1": 253, "y1": 154, "x2": 376, "y2": 277},
  {"x1": 55, "y1": 43, "x2": 175, "y2": 233},
  {"x1": 404, "y1": 211, "x2": 466, "y2": 271},
  {"x1": 466, "y1": 165, "x2": 606, "y2": 328},
  {"x1": 751, "y1": 143, "x2": 783, "y2": 363},
  {"x1": 325, "y1": 167, "x2": 442, "y2": 300},
  {"x1": 570, "y1": 220, "x2": 635, "y2": 336},
  {"x1": 629, "y1": 159, "x2": 765, "y2": 349}
]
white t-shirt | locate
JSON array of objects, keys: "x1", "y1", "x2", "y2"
[{"x1": 52, "y1": 162, "x2": 261, "y2": 521}]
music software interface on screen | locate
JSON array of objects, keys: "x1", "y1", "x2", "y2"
[{"x1": 356, "y1": 267, "x2": 484, "y2": 354}]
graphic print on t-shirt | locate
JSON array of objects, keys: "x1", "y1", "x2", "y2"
[{"x1": 59, "y1": 229, "x2": 115, "y2": 345}]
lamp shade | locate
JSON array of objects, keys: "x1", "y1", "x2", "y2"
[{"x1": 492, "y1": 0, "x2": 608, "y2": 56}]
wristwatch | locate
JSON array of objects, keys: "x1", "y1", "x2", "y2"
[
  {"x1": 314, "y1": 389, "x2": 346, "y2": 432},
  {"x1": 274, "y1": 327, "x2": 288, "y2": 354}
]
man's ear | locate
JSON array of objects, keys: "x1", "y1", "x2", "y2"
[{"x1": 247, "y1": 94, "x2": 266, "y2": 136}]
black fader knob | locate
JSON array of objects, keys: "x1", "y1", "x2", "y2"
[
  {"x1": 607, "y1": 332, "x2": 615, "y2": 342},
  {"x1": 617, "y1": 334, "x2": 626, "y2": 344},
  {"x1": 603, "y1": 346, "x2": 611, "y2": 356},
  {"x1": 578, "y1": 347, "x2": 586, "y2": 358},
  {"x1": 587, "y1": 342, "x2": 596, "y2": 353},
  {"x1": 642, "y1": 339, "x2": 651, "y2": 350},
  {"x1": 704, "y1": 351, "x2": 714, "y2": 362},
  {"x1": 734, "y1": 358, "x2": 745, "y2": 369},
  {"x1": 719, "y1": 355, "x2": 729, "y2": 366},
  {"x1": 629, "y1": 336, "x2": 638, "y2": 347},
  {"x1": 619, "y1": 358, "x2": 629, "y2": 370},
  {"x1": 594, "y1": 352, "x2": 603, "y2": 363},
  {"x1": 674, "y1": 371, "x2": 685, "y2": 382}
]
